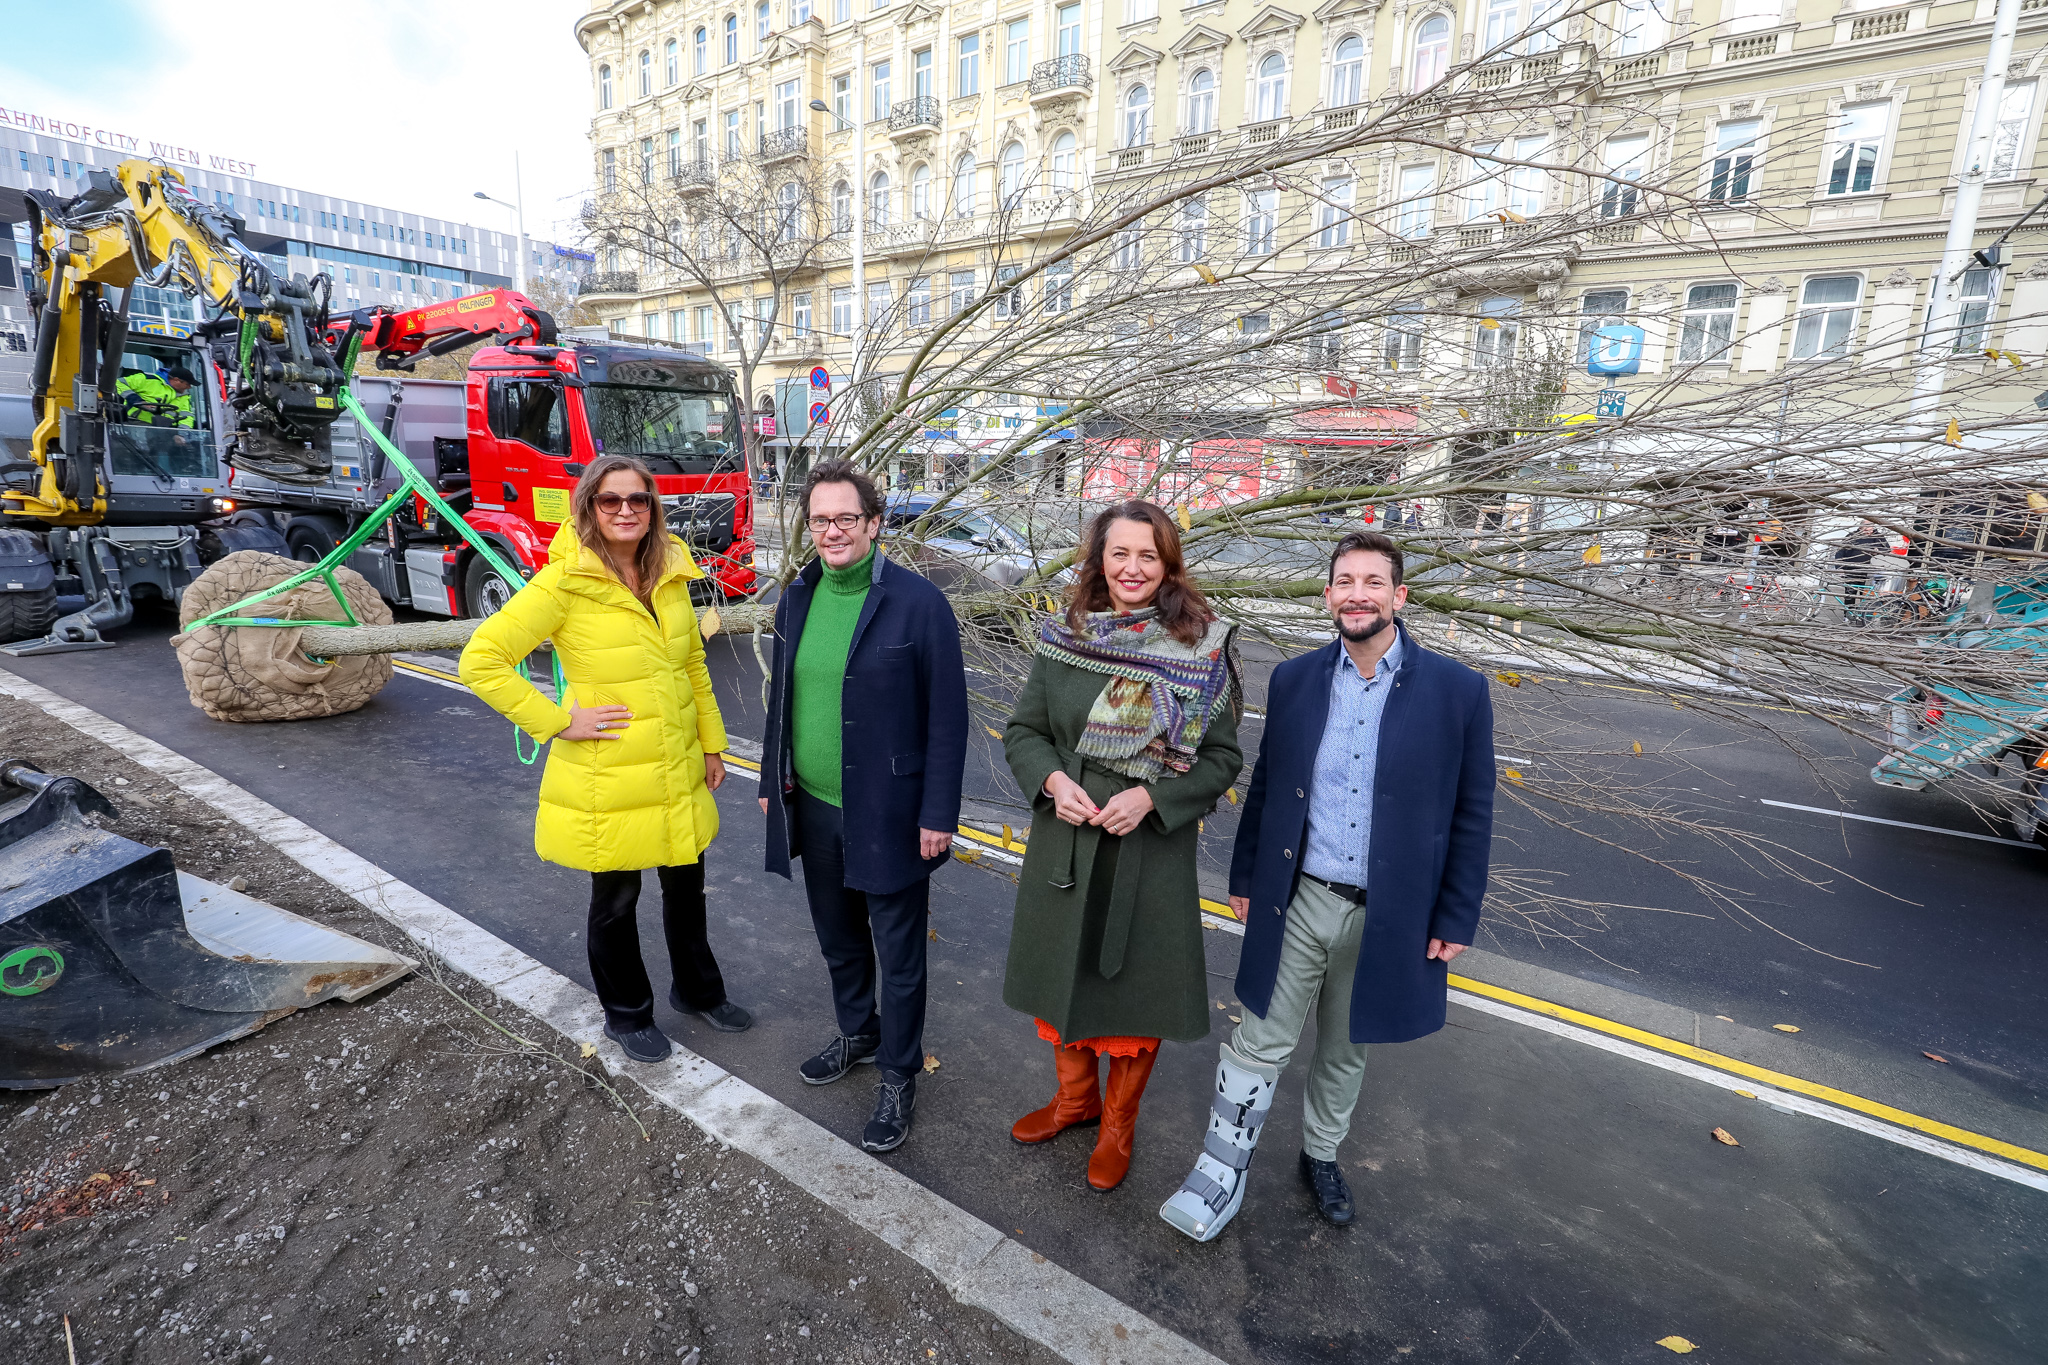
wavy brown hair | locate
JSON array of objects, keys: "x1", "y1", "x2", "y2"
[
  {"x1": 572, "y1": 455, "x2": 670, "y2": 603},
  {"x1": 1066, "y1": 500, "x2": 1214, "y2": 645}
]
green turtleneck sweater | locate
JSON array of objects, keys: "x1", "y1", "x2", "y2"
[{"x1": 791, "y1": 546, "x2": 874, "y2": 807}]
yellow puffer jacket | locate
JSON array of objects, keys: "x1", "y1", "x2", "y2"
[{"x1": 458, "y1": 523, "x2": 729, "y2": 873}]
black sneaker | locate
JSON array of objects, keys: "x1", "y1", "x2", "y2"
[
  {"x1": 670, "y1": 988, "x2": 753, "y2": 1033},
  {"x1": 799, "y1": 1032, "x2": 880, "y2": 1085},
  {"x1": 604, "y1": 1022, "x2": 673, "y2": 1064},
  {"x1": 861, "y1": 1074, "x2": 917, "y2": 1153},
  {"x1": 1299, "y1": 1151, "x2": 1355, "y2": 1226}
]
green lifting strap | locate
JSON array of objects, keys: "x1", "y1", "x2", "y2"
[{"x1": 190, "y1": 389, "x2": 559, "y2": 764}]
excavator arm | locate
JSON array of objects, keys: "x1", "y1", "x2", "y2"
[{"x1": 11, "y1": 159, "x2": 347, "y2": 525}]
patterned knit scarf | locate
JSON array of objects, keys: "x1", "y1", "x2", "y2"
[{"x1": 1038, "y1": 608, "x2": 1240, "y2": 782}]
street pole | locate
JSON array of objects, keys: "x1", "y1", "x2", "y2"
[
  {"x1": 513, "y1": 151, "x2": 528, "y2": 295},
  {"x1": 1910, "y1": 0, "x2": 2022, "y2": 422},
  {"x1": 852, "y1": 26, "x2": 868, "y2": 391}
]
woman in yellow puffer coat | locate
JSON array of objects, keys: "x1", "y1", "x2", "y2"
[{"x1": 460, "y1": 454, "x2": 753, "y2": 1064}]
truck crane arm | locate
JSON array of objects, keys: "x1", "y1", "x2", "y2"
[{"x1": 331, "y1": 290, "x2": 558, "y2": 372}]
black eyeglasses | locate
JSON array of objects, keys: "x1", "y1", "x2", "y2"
[
  {"x1": 595, "y1": 492, "x2": 655, "y2": 514},
  {"x1": 806, "y1": 513, "x2": 870, "y2": 533}
]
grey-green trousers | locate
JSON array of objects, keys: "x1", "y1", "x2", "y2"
[{"x1": 1225, "y1": 875, "x2": 1369, "y2": 1162}]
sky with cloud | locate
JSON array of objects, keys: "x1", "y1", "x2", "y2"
[{"x1": 1, "y1": 1, "x2": 596, "y2": 241}]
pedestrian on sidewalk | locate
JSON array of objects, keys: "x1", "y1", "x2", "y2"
[
  {"x1": 1160, "y1": 529, "x2": 1494, "y2": 1240},
  {"x1": 460, "y1": 455, "x2": 753, "y2": 1067},
  {"x1": 1001, "y1": 502, "x2": 1244, "y2": 1193},
  {"x1": 760, "y1": 459, "x2": 968, "y2": 1154}
]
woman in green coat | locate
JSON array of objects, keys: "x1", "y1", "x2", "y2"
[{"x1": 1001, "y1": 500, "x2": 1243, "y2": 1192}]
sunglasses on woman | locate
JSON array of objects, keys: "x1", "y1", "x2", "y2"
[{"x1": 595, "y1": 492, "x2": 656, "y2": 514}]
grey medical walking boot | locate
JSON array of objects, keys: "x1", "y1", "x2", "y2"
[{"x1": 1159, "y1": 1050, "x2": 1275, "y2": 1242}]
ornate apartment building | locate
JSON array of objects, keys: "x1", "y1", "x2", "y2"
[{"x1": 574, "y1": 0, "x2": 2048, "y2": 453}]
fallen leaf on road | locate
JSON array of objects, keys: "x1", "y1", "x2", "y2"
[
  {"x1": 1632, "y1": 741, "x2": 1643, "y2": 755},
  {"x1": 1715, "y1": 1015, "x2": 1733, "y2": 1022},
  {"x1": 1710, "y1": 1128, "x2": 1741, "y2": 1147},
  {"x1": 1734, "y1": 1090, "x2": 1756, "y2": 1099},
  {"x1": 984, "y1": 725, "x2": 1002, "y2": 739},
  {"x1": 928, "y1": 929, "x2": 937, "y2": 941},
  {"x1": 1773, "y1": 1024, "x2": 1800, "y2": 1033},
  {"x1": 1503, "y1": 769, "x2": 1525, "y2": 786},
  {"x1": 1495, "y1": 670, "x2": 1523, "y2": 687},
  {"x1": 1227, "y1": 1015, "x2": 1241, "y2": 1023},
  {"x1": 1002, "y1": 824, "x2": 1013, "y2": 846},
  {"x1": 1656, "y1": 1337, "x2": 1697, "y2": 1354},
  {"x1": 923, "y1": 1054, "x2": 941, "y2": 1074},
  {"x1": 1226, "y1": 787, "x2": 1238, "y2": 804},
  {"x1": 1923, "y1": 1051, "x2": 1950, "y2": 1063},
  {"x1": 580, "y1": 1043, "x2": 597, "y2": 1058}
]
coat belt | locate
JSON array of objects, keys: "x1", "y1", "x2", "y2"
[{"x1": 1038, "y1": 755, "x2": 1147, "y2": 982}]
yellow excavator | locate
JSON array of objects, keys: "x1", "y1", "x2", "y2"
[{"x1": 0, "y1": 158, "x2": 347, "y2": 652}]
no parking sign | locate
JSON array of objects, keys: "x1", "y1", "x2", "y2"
[
  {"x1": 810, "y1": 366, "x2": 831, "y2": 391},
  {"x1": 809, "y1": 401, "x2": 830, "y2": 425}
]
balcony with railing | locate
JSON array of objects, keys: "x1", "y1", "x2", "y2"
[
  {"x1": 578, "y1": 271, "x2": 641, "y2": 297},
  {"x1": 758, "y1": 126, "x2": 808, "y2": 163},
  {"x1": 1240, "y1": 119, "x2": 1287, "y2": 148},
  {"x1": 672, "y1": 158, "x2": 716, "y2": 190},
  {"x1": 1173, "y1": 131, "x2": 1218, "y2": 158},
  {"x1": 889, "y1": 96, "x2": 941, "y2": 138},
  {"x1": 1029, "y1": 54, "x2": 1091, "y2": 100}
]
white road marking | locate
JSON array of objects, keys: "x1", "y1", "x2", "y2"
[
  {"x1": 0, "y1": 668, "x2": 1219, "y2": 1365},
  {"x1": 1756, "y1": 799, "x2": 2040, "y2": 850}
]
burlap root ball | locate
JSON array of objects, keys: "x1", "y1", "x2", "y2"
[{"x1": 172, "y1": 551, "x2": 395, "y2": 723}]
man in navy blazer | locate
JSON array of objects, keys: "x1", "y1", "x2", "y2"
[
  {"x1": 760, "y1": 461, "x2": 969, "y2": 1154},
  {"x1": 1162, "y1": 530, "x2": 1494, "y2": 1241}
]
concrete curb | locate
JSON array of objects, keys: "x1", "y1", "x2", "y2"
[{"x1": 0, "y1": 669, "x2": 1225, "y2": 1365}]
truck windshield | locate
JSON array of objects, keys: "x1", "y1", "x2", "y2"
[{"x1": 584, "y1": 384, "x2": 742, "y2": 474}]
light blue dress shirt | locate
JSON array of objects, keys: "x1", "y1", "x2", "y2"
[{"x1": 1302, "y1": 631, "x2": 1403, "y2": 887}]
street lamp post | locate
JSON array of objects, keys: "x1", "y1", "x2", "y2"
[
  {"x1": 473, "y1": 152, "x2": 529, "y2": 294},
  {"x1": 811, "y1": 27, "x2": 867, "y2": 384}
]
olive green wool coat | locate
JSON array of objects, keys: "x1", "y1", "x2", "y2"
[{"x1": 1001, "y1": 652, "x2": 1244, "y2": 1043}]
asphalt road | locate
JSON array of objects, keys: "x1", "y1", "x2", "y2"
[{"x1": 3, "y1": 610, "x2": 2043, "y2": 1363}]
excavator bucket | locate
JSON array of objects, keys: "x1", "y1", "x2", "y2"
[{"x1": 0, "y1": 760, "x2": 413, "y2": 1088}]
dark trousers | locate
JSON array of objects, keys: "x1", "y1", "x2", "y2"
[
  {"x1": 587, "y1": 863, "x2": 726, "y2": 1032},
  {"x1": 795, "y1": 789, "x2": 929, "y2": 1079}
]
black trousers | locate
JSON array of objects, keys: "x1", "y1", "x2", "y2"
[
  {"x1": 795, "y1": 789, "x2": 929, "y2": 1080},
  {"x1": 587, "y1": 863, "x2": 726, "y2": 1032}
]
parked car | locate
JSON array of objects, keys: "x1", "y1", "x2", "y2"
[{"x1": 882, "y1": 491, "x2": 1080, "y2": 593}]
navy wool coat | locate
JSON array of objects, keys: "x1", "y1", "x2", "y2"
[
  {"x1": 1229, "y1": 625, "x2": 1495, "y2": 1044},
  {"x1": 763, "y1": 550, "x2": 969, "y2": 896}
]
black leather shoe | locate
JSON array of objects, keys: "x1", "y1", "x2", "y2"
[
  {"x1": 1299, "y1": 1151, "x2": 1355, "y2": 1226},
  {"x1": 799, "y1": 1032, "x2": 880, "y2": 1085},
  {"x1": 604, "y1": 1022, "x2": 673, "y2": 1064},
  {"x1": 671, "y1": 988, "x2": 752, "y2": 1033},
  {"x1": 862, "y1": 1074, "x2": 917, "y2": 1153}
]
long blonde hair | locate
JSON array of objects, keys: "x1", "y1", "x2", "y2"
[{"x1": 571, "y1": 455, "x2": 669, "y2": 602}]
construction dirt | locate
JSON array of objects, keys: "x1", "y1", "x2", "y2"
[{"x1": 0, "y1": 697, "x2": 1060, "y2": 1365}]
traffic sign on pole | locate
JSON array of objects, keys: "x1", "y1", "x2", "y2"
[
  {"x1": 809, "y1": 366, "x2": 831, "y2": 391},
  {"x1": 809, "y1": 402, "x2": 830, "y2": 426},
  {"x1": 1596, "y1": 388, "x2": 1627, "y2": 418}
]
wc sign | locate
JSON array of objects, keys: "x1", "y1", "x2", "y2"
[{"x1": 1587, "y1": 324, "x2": 1645, "y2": 377}]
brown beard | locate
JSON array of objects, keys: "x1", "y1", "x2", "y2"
[{"x1": 1335, "y1": 609, "x2": 1390, "y2": 644}]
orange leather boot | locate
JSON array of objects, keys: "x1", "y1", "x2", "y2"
[
  {"x1": 1011, "y1": 1044, "x2": 1102, "y2": 1144},
  {"x1": 1087, "y1": 1046, "x2": 1160, "y2": 1191}
]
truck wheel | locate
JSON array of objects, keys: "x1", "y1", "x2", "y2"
[
  {"x1": 285, "y1": 519, "x2": 342, "y2": 565},
  {"x1": 0, "y1": 586, "x2": 58, "y2": 643},
  {"x1": 464, "y1": 554, "x2": 516, "y2": 619}
]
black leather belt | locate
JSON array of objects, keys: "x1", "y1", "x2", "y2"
[{"x1": 1303, "y1": 872, "x2": 1368, "y2": 906}]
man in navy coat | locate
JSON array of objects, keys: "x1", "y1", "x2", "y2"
[
  {"x1": 1162, "y1": 529, "x2": 1494, "y2": 1240},
  {"x1": 760, "y1": 460, "x2": 968, "y2": 1154}
]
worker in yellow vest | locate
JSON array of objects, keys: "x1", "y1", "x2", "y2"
[{"x1": 116, "y1": 365, "x2": 196, "y2": 427}]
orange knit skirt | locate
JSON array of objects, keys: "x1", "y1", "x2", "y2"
[{"x1": 1035, "y1": 1018, "x2": 1158, "y2": 1058}]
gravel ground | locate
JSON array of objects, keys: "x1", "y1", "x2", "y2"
[{"x1": 0, "y1": 697, "x2": 1061, "y2": 1365}]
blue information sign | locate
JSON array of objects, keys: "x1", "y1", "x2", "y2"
[
  {"x1": 1596, "y1": 388, "x2": 1627, "y2": 418},
  {"x1": 1587, "y1": 324, "x2": 1645, "y2": 377}
]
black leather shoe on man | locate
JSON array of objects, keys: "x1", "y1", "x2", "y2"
[
  {"x1": 604, "y1": 1023, "x2": 673, "y2": 1064},
  {"x1": 1299, "y1": 1151, "x2": 1355, "y2": 1226},
  {"x1": 670, "y1": 987, "x2": 753, "y2": 1033},
  {"x1": 799, "y1": 1032, "x2": 880, "y2": 1085},
  {"x1": 862, "y1": 1074, "x2": 917, "y2": 1153}
]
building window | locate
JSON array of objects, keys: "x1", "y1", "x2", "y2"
[
  {"x1": 1940, "y1": 267, "x2": 2000, "y2": 353},
  {"x1": 1306, "y1": 310, "x2": 1345, "y2": 367},
  {"x1": 1240, "y1": 312, "x2": 1271, "y2": 339},
  {"x1": 994, "y1": 265, "x2": 1022, "y2": 319},
  {"x1": 913, "y1": 46, "x2": 933, "y2": 99},
  {"x1": 958, "y1": 34, "x2": 981, "y2": 95},
  {"x1": 1474, "y1": 295, "x2": 1519, "y2": 366},
  {"x1": 1507, "y1": 135, "x2": 1546, "y2": 217},
  {"x1": 776, "y1": 79, "x2": 800, "y2": 129},
  {"x1": 1709, "y1": 119, "x2": 1760, "y2": 203},
  {"x1": 1113, "y1": 225, "x2": 1143, "y2": 271},
  {"x1": 867, "y1": 280, "x2": 892, "y2": 329},
  {"x1": 1330, "y1": 36, "x2": 1365, "y2": 107},
  {"x1": 1058, "y1": 2, "x2": 1083, "y2": 55},
  {"x1": 665, "y1": 38, "x2": 678, "y2": 85},
  {"x1": 1124, "y1": 85, "x2": 1151, "y2": 146},
  {"x1": 872, "y1": 60, "x2": 891, "y2": 121},
  {"x1": 1254, "y1": 53, "x2": 1288, "y2": 121},
  {"x1": 907, "y1": 276, "x2": 932, "y2": 327},
  {"x1": 1677, "y1": 284, "x2": 1739, "y2": 363},
  {"x1": 1576, "y1": 288, "x2": 1629, "y2": 362},
  {"x1": 793, "y1": 292, "x2": 813, "y2": 338},
  {"x1": 793, "y1": 0, "x2": 811, "y2": 20},
  {"x1": 694, "y1": 119, "x2": 710, "y2": 164},
  {"x1": 602, "y1": 148, "x2": 617, "y2": 193},
  {"x1": 1179, "y1": 196, "x2": 1208, "y2": 261},
  {"x1": 869, "y1": 170, "x2": 892, "y2": 226},
  {"x1": 1122, "y1": 0, "x2": 1156, "y2": 21},
  {"x1": 694, "y1": 27, "x2": 708, "y2": 74},
  {"x1": 1050, "y1": 132, "x2": 1078, "y2": 191},
  {"x1": 1005, "y1": 19, "x2": 1030, "y2": 85},
  {"x1": 999, "y1": 141, "x2": 1027, "y2": 206},
  {"x1": 724, "y1": 110, "x2": 742, "y2": 160},
  {"x1": 1396, "y1": 163, "x2": 1437, "y2": 238},
  {"x1": 1186, "y1": 68, "x2": 1217, "y2": 133},
  {"x1": 1614, "y1": 0, "x2": 1660, "y2": 55},
  {"x1": 757, "y1": 0, "x2": 771, "y2": 45},
  {"x1": 1991, "y1": 82, "x2": 2037, "y2": 179},
  {"x1": 639, "y1": 49, "x2": 652, "y2": 96},
  {"x1": 1600, "y1": 133, "x2": 1650, "y2": 217},
  {"x1": 953, "y1": 153, "x2": 978, "y2": 217},
  {"x1": 830, "y1": 287, "x2": 853, "y2": 334},
  {"x1": 667, "y1": 129, "x2": 683, "y2": 178},
  {"x1": 1383, "y1": 309, "x2": 1424, "y2": 370},
  {"x1": 1411, "y1": 16, "x2": 1450, "y2": 92},
  {"x1": 1466, "y1": 143, "x2": 1502, "y2": 220},
  {"x1": 832, "y1": 72, "x2": 852, "y2": 123},
  {"x1": 724, "y1": 15, "x2": 739, "y2": 65},
  {"x1": 1245, "y1": 187, "x2": 1277, "y2": 255},
  {"x1": 1317, "y1": 176, "x2": 1354, "y2": 248},
  {"x1": 779, "y1": 181, "x2": 801, "y2": 240},
  {"x1": 1044, "y1": 260, "x2": 1073, "y2": 313},
  {"x1": 598, "y1": 64, "x2": 613, "y2": 108},
  {"x1": 949, "y1": 270, "x2": 976, "y2": 316},
  {"x1": 640, "y1": 137, "x2": 655, "y2": 185},
  {"x1": 1790, "y1": 275, "x2": 1862, "y2": 359},
  {"x1": 1825, "y1": 103, "x2": 1887, "y2": 196}
]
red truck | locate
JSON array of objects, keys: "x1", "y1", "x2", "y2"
[{"x1": 229, "y1": 290, "x2": 756, "y2": 616}]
